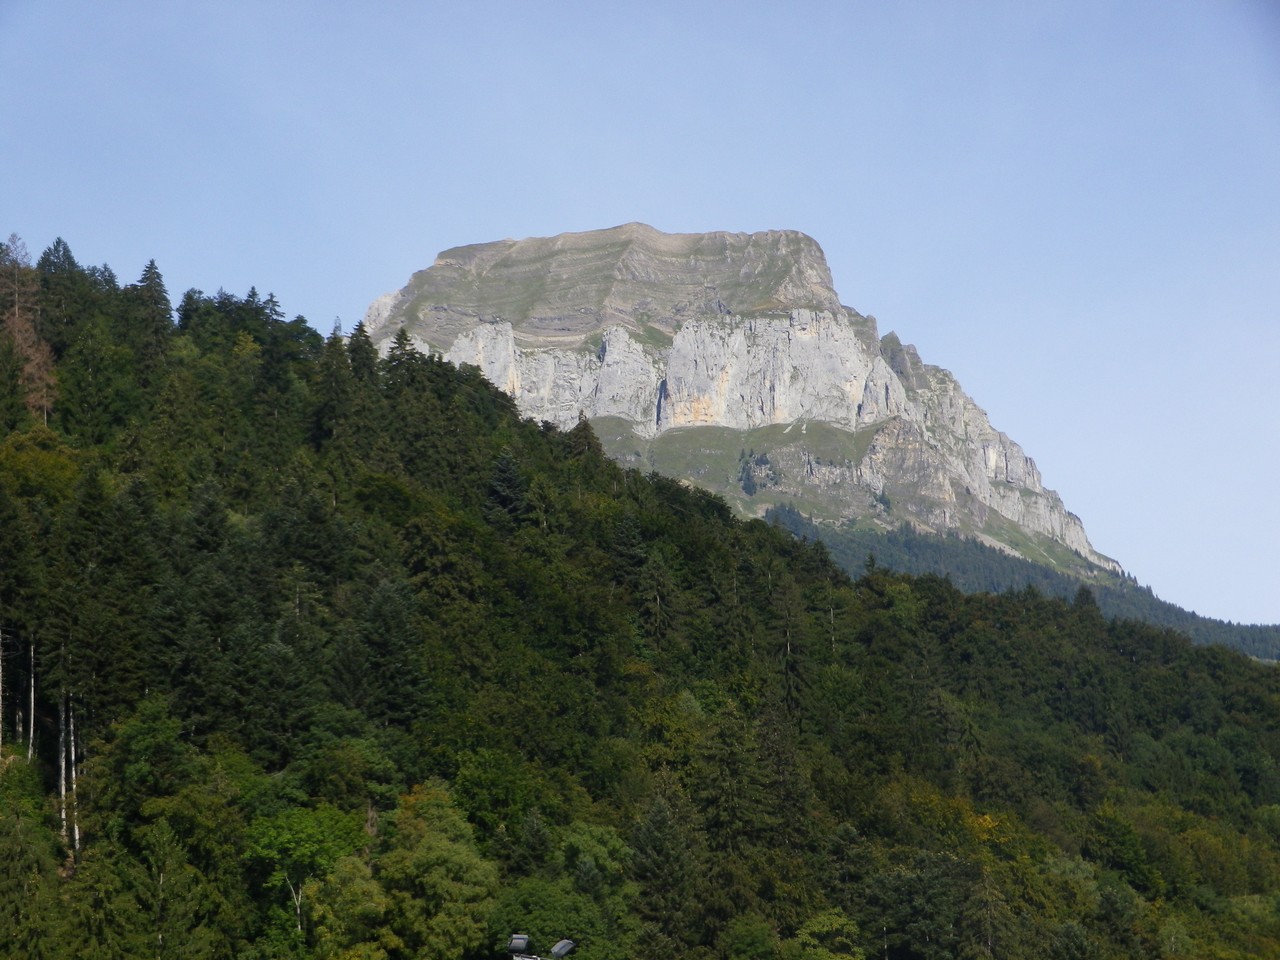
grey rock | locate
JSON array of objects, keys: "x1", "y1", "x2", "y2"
[{"x1": 367, "y1": 223, "x2": 1118, "y2": 574}]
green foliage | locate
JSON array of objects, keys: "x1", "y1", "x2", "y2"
[
  {"x1": 1, "y1": 241, "x2": 1278, "y2": 959},
  {"x1": 0, "y1": 760, "x2": 59, "y2": 952},
  {"x1": 0, "y1": 333, "x2": 28, "y2": 432},
  {"x1": 770, "y1": 507, "x2": 1280, "y2": 658},
  {"x1": 374, "y1": 784, "x2": 499, "y2": 960},
  {"x1": 718, "y1": 913, "x2": 777, "y2": 960},
  {"x1": 50, "y1": 846, "x2": 150, "y2": 959},
  {"x1": 248, "y1": 803, "x2": 366, "y2": 933},
  {"x1": 781, "y1": 909, "x2": 866, "y2": 960},
  {"x1": 57, "y1": 313, "x2": 142, "y2": 443}
]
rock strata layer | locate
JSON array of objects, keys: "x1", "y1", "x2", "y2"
[{"x1": 367, "y1": 223, "x2": 1118, "y2": 573}]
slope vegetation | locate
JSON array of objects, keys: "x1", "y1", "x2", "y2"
[
  {"x1": 771, "y1": 506, "x2": 1280, "y2": 660},
  {"x1": 1, "y1": 236, "x2": 1279, "y2": 959}
]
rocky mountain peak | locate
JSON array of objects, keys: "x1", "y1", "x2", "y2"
[
  {"x1": 365, "y1": 225, "x2": 1119, "y2": 576},
  {"x1": 365, "y1": 223, "x2": 841, "y2": 350}
]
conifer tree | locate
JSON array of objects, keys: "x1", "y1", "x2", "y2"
[
  {"x1": 50, "y1": 846, "x2": 149, "y2": 957},
  {"x1": 58, "y1": 314, "x2": 140, "y2": 444},
  {"x1": 0, "y1": 334, "x2": 26, "y2": 433},
  {"x1": 312, "y1": 329, "x2": 354, "y2": 448},
  {"x1": 382, "y1": 327, "x2": 423, "y2": 398},
  {"x1": 630, "y1": 791, "x2": 704, "y2": 948},
  {"x1": 0, "y1": 765, "x2": 57, "y2": 952},
  {"x1": 345, "y1": 320, "x2": 378, "y2": 386},
  {"x1": 486, "y1": 447, "x2": 529, "y2": 528},
  {"x1": 36, "y1": 238, "x2": 97, "y2": 357},
  {"x1": 122, "y1": 259, "x2": 173, "y2": 382}
]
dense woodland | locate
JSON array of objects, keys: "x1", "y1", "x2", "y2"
[
  {"x1": 768, "y1": 507, "x2": 1280, "y2": 660},
  {"x1": 2, "y1": 233, "x2": 1280, "y2": 959}
]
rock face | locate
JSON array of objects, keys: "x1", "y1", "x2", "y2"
[{"x1": 367, "y1": 223, "x2": 1119, "y2": 573}]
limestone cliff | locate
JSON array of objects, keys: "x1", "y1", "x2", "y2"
[{"x1": 367, "y1": 223, "x2": 1118, "y2": 573}]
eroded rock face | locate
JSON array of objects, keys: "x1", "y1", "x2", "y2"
[
  {"x1": 368, "y1": 223, "x2": 1117, "y2": 572},
  {"x1": 657, "y1": 310, "x2": 896, "y2": 431},
  {"x1": 365, "y1": 222, "x2": 841, "y2": 349}
]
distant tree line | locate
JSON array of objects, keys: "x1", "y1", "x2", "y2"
[{"x1": 768, "y1": 504, "x2": 1280, "y2": 660}]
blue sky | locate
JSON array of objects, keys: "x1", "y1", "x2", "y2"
[{"x1": 4, "y1": 1, "x2": 1279, "y2": 623}]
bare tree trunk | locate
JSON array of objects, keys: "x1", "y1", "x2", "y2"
[
  {"x1": 58, "y1": 693, "x2": 67, "y2": 843},
  {"x1": 68, "y1": 699, "x2": 80, "y2": 854},
  {"x1": 286, "y1": 877, "x2": 304, "y2": 932},
  {"x1": 9, "y1": 630, "x2": 22, "y2": 753},
  {"x1": 829, "y1": 581, "x2": 836, "y2": 655},
  {"x1": 26, "y1": 640, "x2": 34, "y2": 761}
]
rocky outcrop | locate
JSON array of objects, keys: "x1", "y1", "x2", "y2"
[
  {"x1": 364, "y1": 222, "x2": 841, "y2": 349},
  {"x1": 367, "y1": 224, "x2": 1118, "y2": 573}
]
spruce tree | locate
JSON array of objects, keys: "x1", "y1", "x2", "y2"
[
  {"x1": 0, "y1": 335, "x2": 27, "y2": 433},
  {"x1": 122, "y1": 259, "x2": 172, "y2": 382},
  {"x1": 36, "y1": 237, "x2": 96, "y2": 357}
]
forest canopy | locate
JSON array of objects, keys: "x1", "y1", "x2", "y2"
[{"x1": 2, "y1": 234, "x2": 1279, "y2": 960}]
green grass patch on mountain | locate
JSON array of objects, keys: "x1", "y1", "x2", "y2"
[
  {"x1": 979, "y1": 505, "x2": 1098, "y2": 573},
  {"x1": 598, "y1": 419, "x2": 880, "y2": 517}
]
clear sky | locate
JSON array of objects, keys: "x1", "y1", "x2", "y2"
[{"x1": 4, "y1": 1, "x2": 1279, "y2": 624}]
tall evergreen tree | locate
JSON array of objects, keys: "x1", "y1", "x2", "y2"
[
  {"x1": 630, "y1": 791, "x2": 704, "y2": 948},
  {"x1": 312, "y1": 330, "x2": 353, "y2": 449},
  {"x1": 345, "y1": 321, "x2": 378, "y2": 387},
  {"x1": 36, "y1": 237, "x2": 97, "y2": 357},
  {"x1": 0, "y1": 334, "x2": 27, "y2": 433},
  {"x1": 0, "y1": 762, "x2": 58, "y2": 953},
  {"x1": 121, "y1": 259, "x2": 172, "y2": 383},
  {"x1": 57, "y1": 314, "x2": 140, "y2": 444}
]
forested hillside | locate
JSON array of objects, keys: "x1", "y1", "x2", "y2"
[
  {"x1": 3, "y1": 234, "x2": 1280, "y2": 959},
  {"x1": 768, "y1": 507, "x2": 1280, "y2": 660}
]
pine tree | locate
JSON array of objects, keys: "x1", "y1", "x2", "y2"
[
  {"x1": 689, "y1": 704, "x2": 777, "y2": 922},
  {"x1": 382, "y1": 327, "x2": 424, "y2": 399},
  {"x1": 0, "y1": 334, "x2": 26, "y2": 433},
  {"x1": 312, "y1": 329, "x2": 353, "y2": 448},
  {"x1": 57, "y1": 315, "x2": 140, "y2": 444},
  {"x1": 345, "y1": 321, "x2": 378, "y2": 386},
  {"x1": 0, "y1": 760, "x2": 58, "y2": 953},
  {"x1": 630, "y1": 791, "x2": 704, "y2": 947},
  {"x1": 135, "y1": 819, "x2": 231, "y2": 960},
  {"x1": 48, "y1": 846, "x2": 149, "y2": 957},
  {"x1": 485, "y1": 447, "x2": 529, "y2": 528},
  {"x1": 36, "y1": 237, "x2": 98, "y2": 357},
  {"x1": 339, "y1": 320, "x2": 395, "y2": 469},
  {"x1": 121, "y1": 259, "x2": 172, "y2": 383}
]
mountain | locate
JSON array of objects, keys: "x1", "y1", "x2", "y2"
[{"x1": 366, "y1": 223, "x2": 1119, "y2": 577}]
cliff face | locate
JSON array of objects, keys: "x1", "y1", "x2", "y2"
[
  {"x1": 365, "y1": 222, "x2": 840, "y2": 348},
  {"x1": 367, "y1": 223, "x2": 1118, "y2": 573}
]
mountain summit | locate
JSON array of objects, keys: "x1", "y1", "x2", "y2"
[
  {"x1": 366, "y1": 222, "x2": 840, "y2": 345},
  {"x1": 367, "y1": 224, "x2": 1118, "y2": 574}
]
